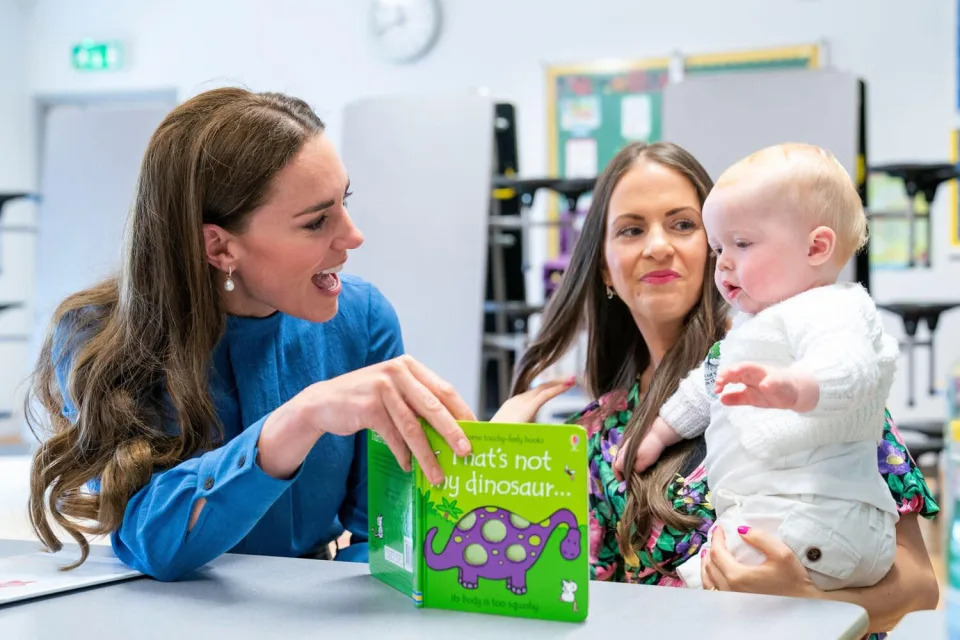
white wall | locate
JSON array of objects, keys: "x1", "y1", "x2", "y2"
[
  {"x1": 0, "y1": 0, "x2": 31, "y2": 190},
  {"x1": 0, "y1": 0, "x2": 36, "y2": 439},
  {"x1": 8, "y1": 0, "x2": 960, "y2": 424}
]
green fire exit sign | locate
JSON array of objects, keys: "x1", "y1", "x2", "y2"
[{"x1": 71, "y1": 40, "x2": 123, "y2": 71}]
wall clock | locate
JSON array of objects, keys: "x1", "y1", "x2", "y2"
[{"x1": 370, "y1": 0, "x2": 443, "y2": 64}]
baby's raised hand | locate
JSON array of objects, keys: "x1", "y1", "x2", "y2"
[{"x1": 716, "y1": 363, "x2": 817, "y2": 411}]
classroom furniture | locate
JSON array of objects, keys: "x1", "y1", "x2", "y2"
[
  {"x1": 482, "y1": 176, "x2": 594, "y2": 414},
  {"x1": 0, "y1": 194, "x2": 30, "y2": 207},
  {"x1": 877, "y1": 302, "x2": 960, "y2": 408},
  {"x1": 870, "y1": 163, "x2": 957, "y2": 268},
  {"x1": 0, "y1": 298, "x2": 21, "y2": 419},
  {"x1": 481, "y1": 104, "x2": 530, "y2": 418},
  {"x1": 0, "y1": 538, "x2": 870, "y2": 639},
  {"x1": 0, "y1": 195, "x2": 33, "y2": 432},
  {"x1": 0, "y1": 193, "x2": 33, "y2": 278},
  {"x1": 867, "y1": 164, "x2": 960, "y2": 459}
]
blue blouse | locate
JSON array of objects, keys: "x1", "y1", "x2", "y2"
[{"x1": 54, "y1": 275, "x2": 403, "y2": 580}]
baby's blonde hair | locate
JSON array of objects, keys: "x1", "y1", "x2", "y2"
[{"x1": 715, "y1": 143, "x2": 867, "y2": 263}]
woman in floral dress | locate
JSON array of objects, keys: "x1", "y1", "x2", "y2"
[
  {"x1": 577, "y1": 386, "x2": 937, "y2": 590},
  {"x1": 496, "y1": 141, "x2": 939, "y2": 637}
]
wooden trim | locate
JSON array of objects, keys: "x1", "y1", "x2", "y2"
[{"x1": 684, "y1": 44, "x2": 819, "y2": 68}]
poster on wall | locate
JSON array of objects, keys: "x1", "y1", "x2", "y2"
[
  {"x1": 544, "y1": 59, "x2": 670, "y2": 257},
  {"x1": 564, "y1": 138, "x2": 598, "y2": 178},
  {"x1": 559, "y1": 95, "x2": 601, "y2": 132},
  {"x1": 547, "y1": 59, "x2": 669, "y2": 185},
  {"x1": 620, "y1": 94, "x2": 654, "y2": 140}
]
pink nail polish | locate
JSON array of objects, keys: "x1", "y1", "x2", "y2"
[
  {"x1": 700, "y1": 548, "x2": 707, "y2": 558},
  {"x1": 565, "y1": 376, "x2": 577, "y2": 387},
  {"x1": 737, "y1": 525, "x2": 750, "y2": 535}
]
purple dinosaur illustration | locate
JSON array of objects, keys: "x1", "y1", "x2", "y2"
[{"x1": 423, "y1": 506, "x2": 581, "y2": 595}]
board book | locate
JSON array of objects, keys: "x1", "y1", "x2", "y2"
[{"x1": 368, "y1": 420, "x2": 589, "y2": 622}]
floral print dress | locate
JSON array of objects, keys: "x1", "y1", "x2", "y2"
[{"x1": 575, "y1": 381, "x2": 939, "y2": 638}]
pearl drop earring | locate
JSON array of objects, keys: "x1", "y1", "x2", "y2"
[{"x1": 224, "y1": 267, "x2": 235, "y2": 292}]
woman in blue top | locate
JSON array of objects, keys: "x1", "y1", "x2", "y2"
[{"x1": 26, "y1": 88, "x2": 475, "y2": 581}]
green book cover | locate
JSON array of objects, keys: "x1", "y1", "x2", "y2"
[{"x1": 368, "y1": 420, "x2": 589, "y2": 622}]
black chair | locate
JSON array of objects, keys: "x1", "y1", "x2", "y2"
[
  {"x1": 869, "y1": 163, "x2": 960, "y2": 462},
  {"x1": 0, "y1": 192, "x2": 33, "y2": 308},
  {"x1": 490, "y1": 176, "x2": 595, "y2": 214},
  {"x1": 0, "y1": 193, "x2": 32, "y2": 211},
  {"x1": 483, "y1": 176, "x2": 595, "y2": 416},
  {"x1": 870, "y1": 163, "x2": 957, "y2": 268},
  {"x1": 0, "y1": 194, "x2": 32, "y2": 311},
  {"x1": 877, "y1": 303, "x2": 960, "y2": 408}
]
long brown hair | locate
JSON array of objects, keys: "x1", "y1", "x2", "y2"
[
  {"x1": 512, "y1": 141, "x2": 727, "y2": 558},
  {"x1": 27, "y1": 88, "x2": 325, "y2": 568}
]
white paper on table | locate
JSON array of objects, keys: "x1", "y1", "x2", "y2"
[
  {"x1": 564, "y1": 138, "x2": 598, "y2": 178},
  {"x1": 0, "y1": 552, "x2": 142, "y2": 605},
  {"x1": 621, "y1": 93, "x2": 654, "y2": 140}
]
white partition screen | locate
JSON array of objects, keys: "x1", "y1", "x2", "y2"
[
  {"x1": 663, "y1": 69, "x2": 862, "y2": 283},
  {"x1": 341, "y1": 95, "x2": 494, "y2": 414}
]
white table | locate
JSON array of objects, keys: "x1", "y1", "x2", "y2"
[
  {"x1": 889, "y1": 609, "x2": 945, "y2": 638},
  {"x1": 0, "y1": 539, "x2": 869, "y2": 639}
]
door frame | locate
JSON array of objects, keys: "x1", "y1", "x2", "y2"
[
  {"x1": 33, "y1": 88, "x2": 179, "y2": 191},
  {"x1": 5, "y1": 89, "x2": 180, "y2": 445}
]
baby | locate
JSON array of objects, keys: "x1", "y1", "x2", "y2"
[{"x1": 625, "y1": 143, "x2": 900, "y2": 590}]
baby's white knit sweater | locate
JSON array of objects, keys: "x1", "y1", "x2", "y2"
[{"x1": 661, "y1": 282, "x2": 899, "y2": 460}]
